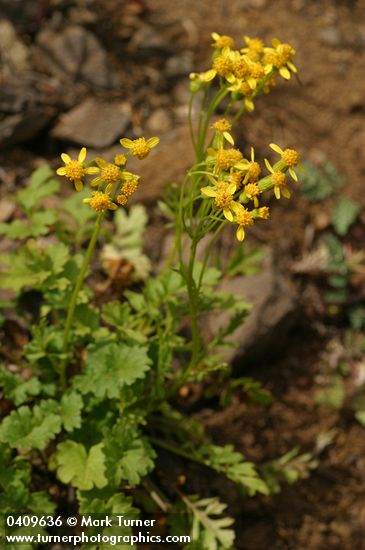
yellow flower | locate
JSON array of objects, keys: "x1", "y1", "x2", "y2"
[
  {"x1": 120, "y1": 137, "x2": 159, "y2": 160},
  {"x1": 116, "y1": 193, "x2": 128, "y2": 206},
  {"x1": 83, "y1": 189, "x2": 118, "y2": 212},
  {"x1": 269, "y1": 143, "x2": 300, "y2": 181},
  {"x1": 258, "y1": 206, "x2": 270, "y2": 219},
  {"x1": 211, "y1": 32, "x2": 235, "y2": 50},
  {"x1": 114, "y1": 154, "x2": 127, "y2": 167},
  {"x1": 56, "y1": 148, "x2": 98, "y2": 191},
  {"x1": 121, "y1": 175, "x2": 140, "y2": 197},
  {"x1": 243, "y1": 183, "x2": 261, "y2": 207},
  {"x1": 234, "y1": 204, "x2": 254, "y2": 241},
  {"x1": 211, "y1": 118, "x2": 234, "y2": 145},
  {"x1": 213, "y1": 49, "x2": 234, "y2": 77},
  {"x1": 264, "y1": 39, "x2": 296, "y2": 80},
  {"x1": 201, "y1": 181, "x2": 238, "y2": 221},
  {"x1": 242, "y1": 36, "x2": 264, "y2": 61},
  {"x1": 264, "y1": 159, "x2": 290, "y2": 199},
  {"x1": 241, "y1": 147, "x2": 261, "y2": 183},
  {"x1": 208, "y1": 147, "x2": 244, "y2": 173},
  {"x1": 91, "y1": 158, "x2": 123, "y2": 187}
]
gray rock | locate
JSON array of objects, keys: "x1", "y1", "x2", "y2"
[
  {"x1": 207, "y1": 248, "x2": 299, "y2": 365},
  {"x1": 34, "y1": 26, "x2": 119, "y2": 89},
  {"x1": 51, "y1": 98, "x2": 131, "y2": 148},
  {"x1": 0, "y1": 19, "x2": 30, "y2": 80},
  {"x1": 165, "y1": 52, "x2": 194, "y2": 78},
  {"x1": 0, "y1": 74, "x2": 59, "y2": 147},
  {"x1": 319, "y1": 27, "x2": 342, "y2": 47},
  {"x1": 146, "y1": 108, "x2": 172, "y2": 133},
  {"x1": 128, "y1": 23, "x2": 174, "y2": 55}
]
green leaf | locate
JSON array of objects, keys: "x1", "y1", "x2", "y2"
[
  {"x1": 0, "y1": 210, "x2": 58, "y2": 239},
  {"x1": 0, "y1": 400, "x2": 62, "y2": 450},
  {"x1": 103, "y1": 420, "x2": 156, "y2": 486},
  {"x1": 202, "y1": 444, "x2": 269, "y2": 496},
  {"x1": 182, "y1": 495, "x2": 235, "y2": 550},
  {"x1": 101, "y1": 205, "x2": 151, "y2": 281},
  {"x1": 0, "y1": 445, "x2": 31, "y2": 511},
  {"x1": 17, "y1": 166, "x2": 60, "y2": 212},
  {"x1": 0, "y1": 366, "x2": 41, "y2": 405},
  {"x1": 60, "y1": 392, "x2": 83, "y2": 432},
  {"x1": 332, "y1": 196, "x2": 361, "y2": 236},
  {"x1": 27, "y1": 491, "x2": 56, "y2": 515},
  {"x1": 0, "y1": 241, "x2": 70, "y2": 292},
  {"x1": 74, "y1": 343, "x2": 151, "y2": 399},
  {"x1": 55, "y1": 441, "x2": 107, "y2": 491},
  {"x1": 300, "y1": 161, "x2": 344, "y2": 202}
]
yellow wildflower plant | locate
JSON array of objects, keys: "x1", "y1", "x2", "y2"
[
  {"x1": 264, "y1": 159, "x2": 291, "y2": 199},
  {"x1": 242, "y1": 183, "x2": 261, "y2": 207},
  {"x1": 56, "y1": 147, "x2": 99, "y2": 192},
  {"x1": 264, "y1": 38, "x2": 297, "y2": 80},
  {"x1": 269, "y1": 143, "x2": 300, "y2": 181},
  {"x1": 83, "y1": 188, "x2": 118, "y2": 212},
  {"x1": 211, "y1": 32, "x2": 235, "y2": 50},
  {"x1": 120, "y1": 137, "x2": 160, "y2": 160},
  {"x1": 234, "y1": 204, "x2": 254, "y2": 241},
  {"x1": 91, "y1": 158, "x2": 124, "y2": 187},
  {"x1": 201, "y1": 181, "x2": 238, "y2": 221},
  {"x1": 240, "y1": 147, "x2": 261, "y2": 184},
  {"x1": 242, "y1": 36, "x2": 265, "y2": 61},
  {"x1": 211, "y1": 118, "x2": 234, "y2": 145},
  {"x1": 207, "y1": 147, "x2": 245, "y2": 174}
]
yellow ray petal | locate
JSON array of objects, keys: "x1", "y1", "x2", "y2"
[
  {"x1": 274, "y1": 187, "x2": 280, "y2": 199},
  {"x1": 147, "y1": 137, "x2": 160, "y2": 148},
  {"x1": 236, "y1": 226, "x2": 245, "y2": 241},
  {"x1": 289, "y1": 168, "x2": 298, "y2": 182},
  {"x1": 75, "y1": 180, "x2": 83, "y2": 192},
  {"x1": 264, "y1": 158, "x2": 273, "y2": 173},
  {"x1": 86, "y1": 167, "x2": 100, "y2": 175},
  {"x1": 56, "y1": 167, "x2": 67, "y2": 176},
  {"x1": 61, "y1": 153, "x2": 71, "y2": 164},
  {"x1": 120, "y1": 138, "x2": 133, "y2": 148},
  {"x1": 279, "y1": 67, "x2": 291, "y2": 80},
  {"x1": 223, "y1": 209, "x2": 234, "y2": 222},
  {"x1": 201, "y1": 186, "x2": 217, "y2": 197},
  {"x1": 78, "y1": 147, "x2": 87, "y2": 163},
  {"x1": 269, "y1": 143, "x2": 283, "y2": 155}
]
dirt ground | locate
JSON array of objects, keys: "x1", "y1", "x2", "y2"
[{"x1": 1, "y1": 0, "x2": 365, "y2": 549}]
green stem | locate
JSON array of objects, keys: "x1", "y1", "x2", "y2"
[
  {"x1": 149, "y1": 436, "x2": 206, "y2": 468},
  {"x1": 59, "y1": 212, "x2": 104, "y2": 389}
]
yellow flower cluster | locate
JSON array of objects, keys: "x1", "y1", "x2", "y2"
[
  {"x1": 190, "y1": 33, "x2": 297, "y2": 112},
  {"x1": 56, "y1": 136, "x2": 159, "y2": 212},
  {"x1": 201, "y1": 122, "x2": 300, "y2": 241}
]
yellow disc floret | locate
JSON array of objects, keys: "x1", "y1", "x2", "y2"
[
  {"x1": 211, "y1": 32, "x2": 235, "y2": 49},
  {"x1": 122, "y1": 177, "x2": 139, "y2": 197},
  {"x1": 83, "y1": 191, "x2": 117, "y2": 212},
  {"x1": 101, "y1": 164, "x2": 122, "y2": 184},
  {"x1": 215, "y1": 189, "x2": 234, "y2": 209},
  {"x1": 235, "y1": 206, "x2": 254, "y2": 227},
  {"x1": 246, "y1": 161, "x2": 261, "y2": 182},
  {"x1": 213, "y1": 54, "x2": 233, "y2": 77},
  {"x1": 120, "y1": 136, "x2": 160, "y2": 160},
  {"x1": 271, "y1": 171, "x2": 286, "y2": 188},
  {"x1": 282, "y1": 148, "x2": 300, "y2": 167},
  {"x1": 116, "y1": 194, "x2": 128, "y2": 206},
  {"x1": 214, "y1": 148, "x2": 243, "y2": 171},
  {"x1": 212, "y1": 118, "x2": 232, "y2": 133},
  {"x1": 65, "y1": 160, "x2": 85, "y2": 181}
]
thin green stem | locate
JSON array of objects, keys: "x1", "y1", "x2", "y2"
[
  {"x1": 188, "y1": 93, "x2": 198, "y2": 155},
  {"x1": 59, "y1": 212, "x2": 104, "y2": 389},
  {"x1": 149, "y1": 436, "x2": 206, "y2": 468}
]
